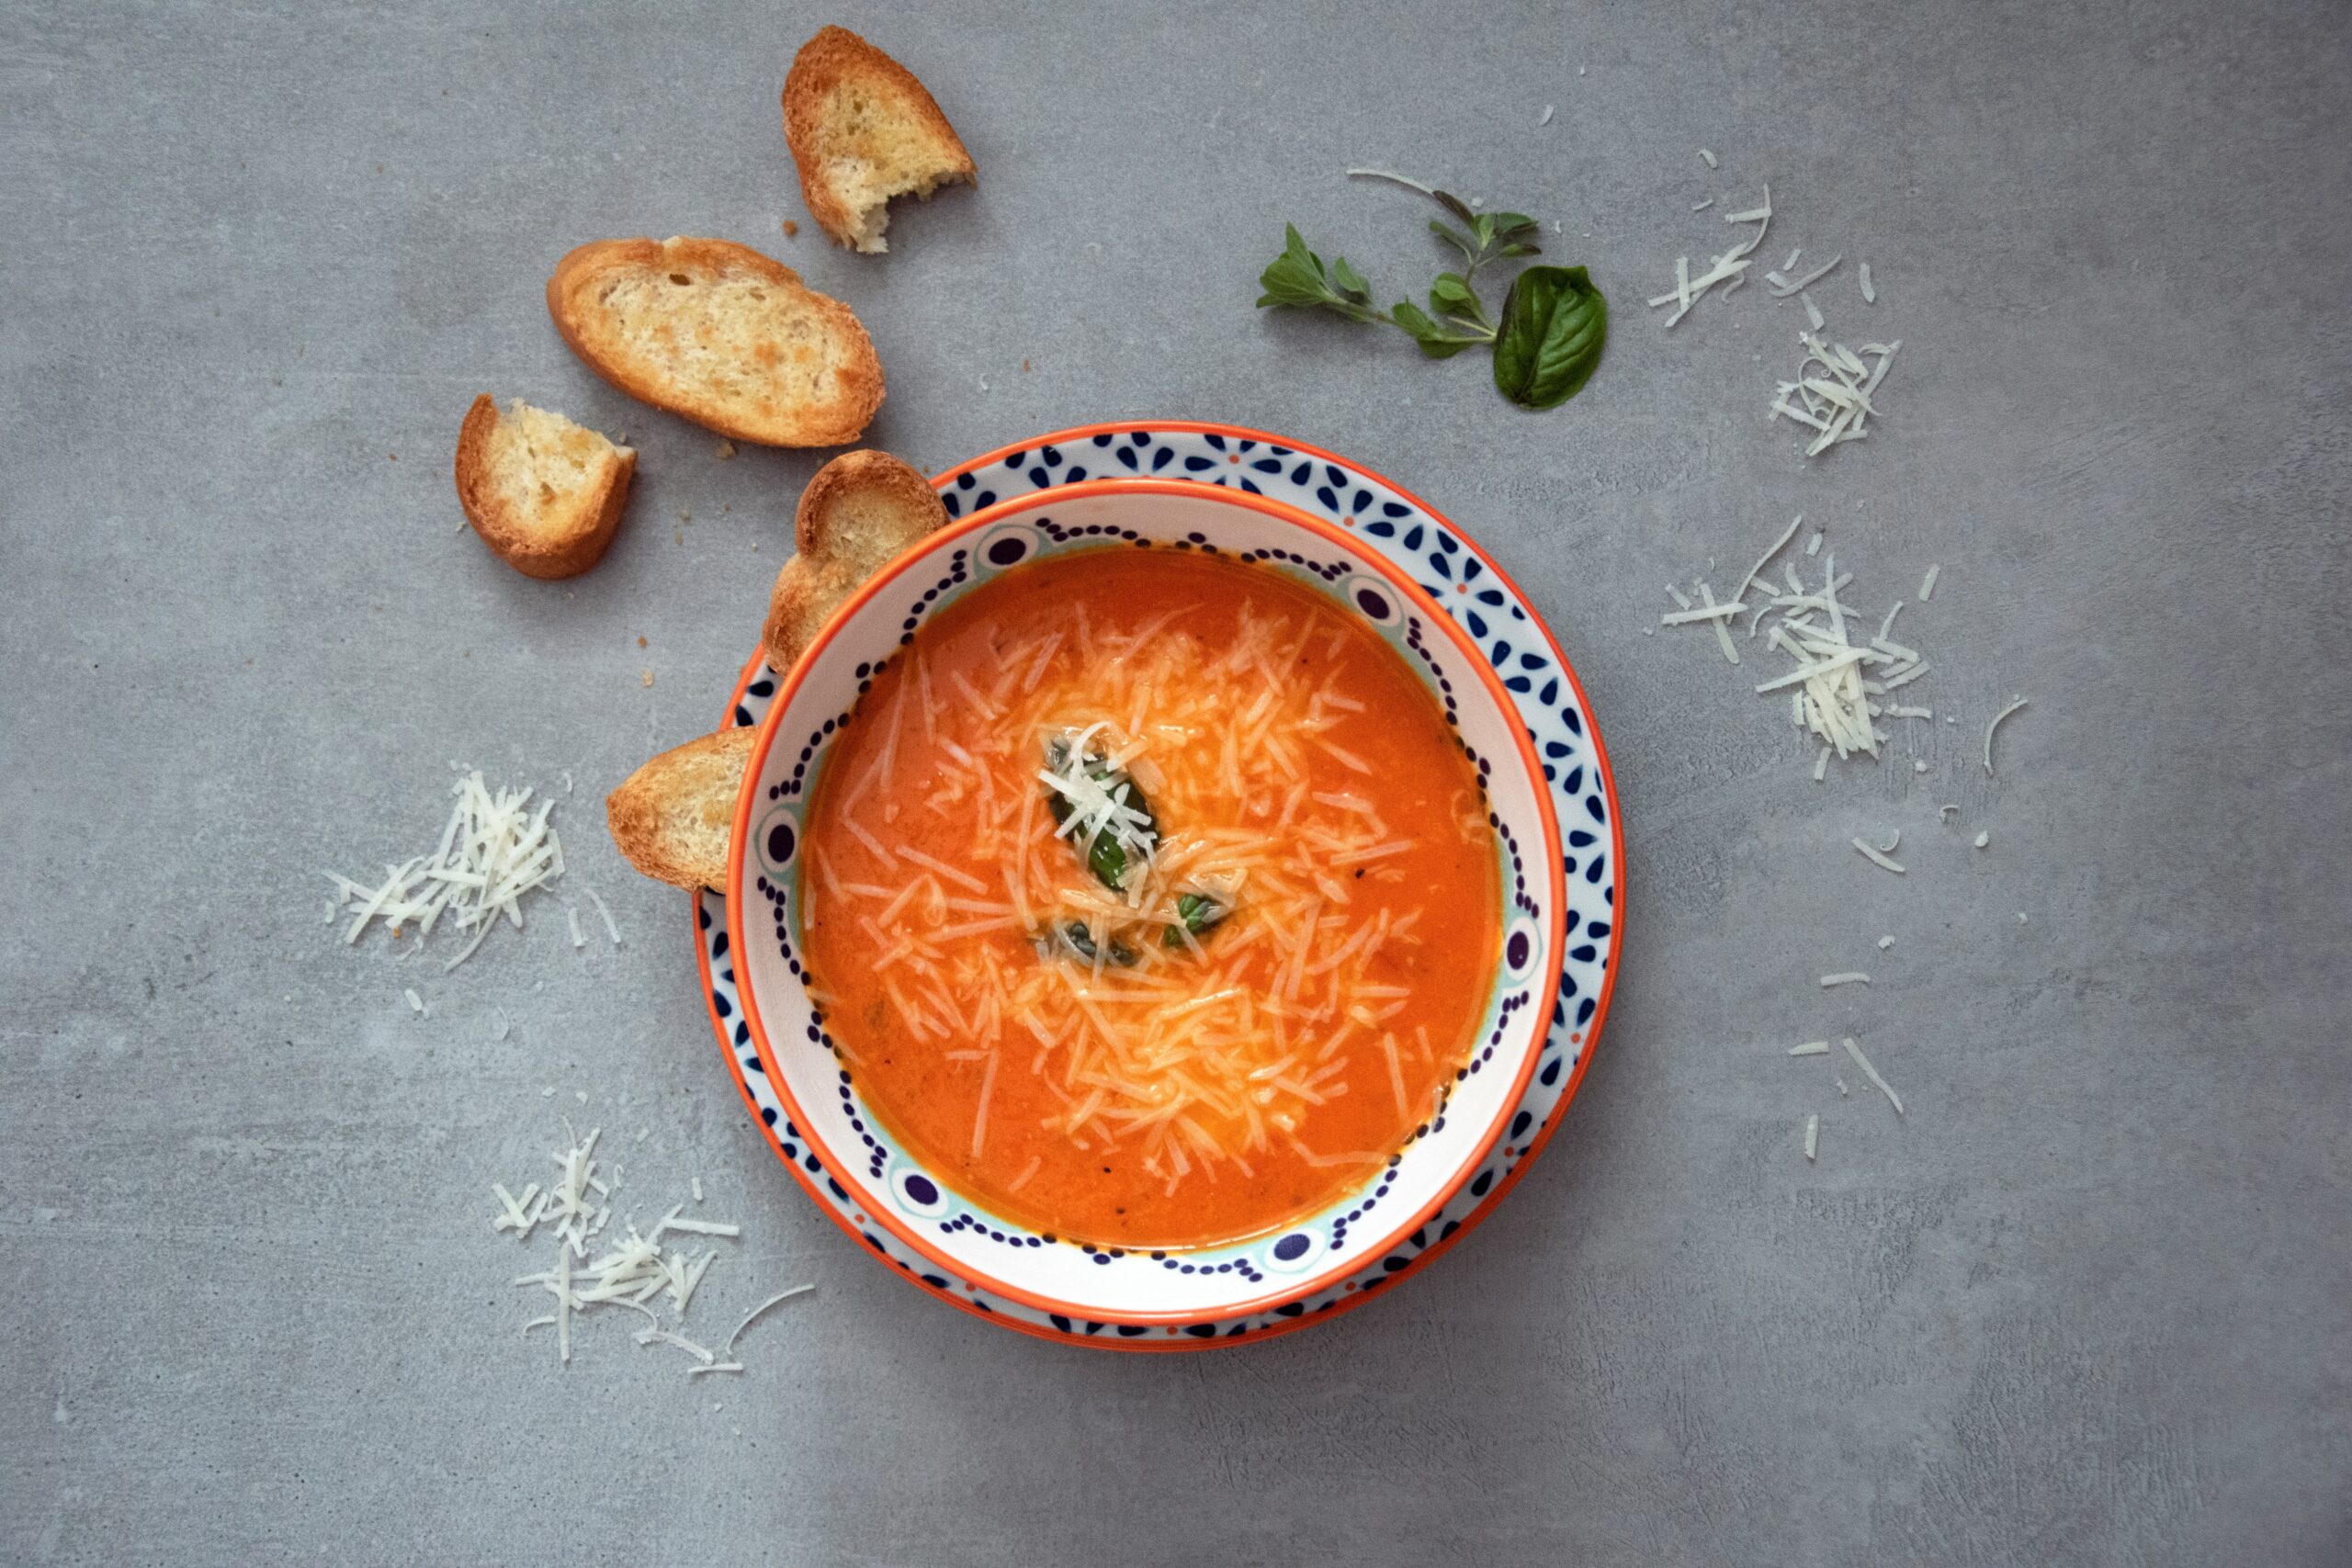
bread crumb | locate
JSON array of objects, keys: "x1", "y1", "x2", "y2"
[
  {"x1": 637, "y1": 635, "x2": 647, "y2": 649},
  {"x1": 641, "y1": 669, "x2": 654, "y2": 687},
  {"x1": 782, "y1": 218, "x2": 798, "y2": 237},
  {"x1": 678, "y1": 508, "x2": 691, "y2": 524},
  {"x1": 715, "y1": 439, "x2": 736, "y2": 460},
  {"x1": 1022, "y1": 359, "x2": 1032, "y2": 372}
]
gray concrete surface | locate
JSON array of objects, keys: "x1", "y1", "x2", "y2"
[{"x1": 5, "y1": 1, "x2": 2348, "y2": 1563}]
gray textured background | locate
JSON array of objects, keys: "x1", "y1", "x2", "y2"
[{"x1": 5, "y1": 1, "x2": 2348, "y2": 1563}]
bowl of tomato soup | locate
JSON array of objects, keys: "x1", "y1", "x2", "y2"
[{"x1": 729, "y1": 478, "x2": 1565, "y2": 1331}]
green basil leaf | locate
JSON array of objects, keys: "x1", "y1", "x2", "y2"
[
  {"x1": 1044, "y1": 740, "x2": 1160, "y2": 891},
  {"x1": 1391, "y1": 300, "x2": 1481, "y2": 360},
  {"x1": 1498, "y1": 242, "x2": 1541, "y2": 258},
  {"x1": 1257, "y1": 224, "x2": 1335, "y2": 309},
  {"x1": 1429, "y1": 220, "x2": 1477, "y2": 264},
  {"x1": 1472, "y1": 211, "x2": 1497, "y2": 252},
  {"x1": 1491, "y1": 213, "x2": 1540, "y2": 243},
  {"x1": 1161, "y1": 892, "x2": 1228, "y2": 948},
  {"x1": 1492, "y1": 265, "x2": 1607, "y2": 409},
  {"x1": 1429, "y1": 272, "x2": 1482, "y2": 320},
  {"x1": 1329, "y1": 254, "x2": 1373, "y2": 305}
]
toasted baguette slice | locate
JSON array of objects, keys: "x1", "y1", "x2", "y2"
[
  {"x1": 762, "y1": 449, "x2": 946, "y2": 674},
  {"x1": 454, "y1": 396, "x2": 636, "y2": 579},
  {"x1": 547, "y1": 236, "x2": 883, "y2": 446},
  {"x1": 783, "y1": 26, "x2": 975, "y2": 254},
  {"x1": 606, "y1": 726, "x2": 759, "y2": 892}
]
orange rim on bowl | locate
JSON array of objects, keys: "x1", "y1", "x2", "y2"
[
  {"x1": 694, "y1": 421, "x2": 1626, "y2": 1349},
  {"x1": 727, "y1": 478, "x2": 1566, "y2": 1326}
]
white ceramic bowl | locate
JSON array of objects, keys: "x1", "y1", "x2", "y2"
[{"x1": 728, "y1": 477, "x2": 1566, "y2": 1337}]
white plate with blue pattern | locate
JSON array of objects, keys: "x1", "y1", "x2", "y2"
[{"x1": 695, "y1": 423, "x2": 1623, "y2": 1349}]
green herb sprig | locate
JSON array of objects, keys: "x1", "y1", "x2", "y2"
[{"x1": 1255, "y1": 173, "x2": 1607, "y2": 410}]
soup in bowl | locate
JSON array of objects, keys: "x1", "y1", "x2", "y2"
[{"x1": 729, "y1": 479, "x2": 1564, "y2": 1325}]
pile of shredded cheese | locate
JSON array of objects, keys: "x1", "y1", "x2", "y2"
[
  {"x1": 497, "y1": 1121, "x2": 809, "y2": 1376},
  {"x1": 326, "y1": 770, "x2": 575, "y2": 972},
  {"x1": 1661, "y1": 518, "x2": 1933, "y2": 773},
  {"x1": 1038, "y1": 723, "x2": 1159, "y2": 886},
  {"x1": 1769, "y1": 334, "x2": 1901, "y2": 457},
  {"x1": 1645, "y1": 175, "x2": 1905, "y2": 459},
  {"x1": 1646, "y1": 185, "x2": 1774, "y2": 327}
]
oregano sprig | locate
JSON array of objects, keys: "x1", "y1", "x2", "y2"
[{"x1": 1255, "y1": 173, "x2": 1606, "y2": 409}]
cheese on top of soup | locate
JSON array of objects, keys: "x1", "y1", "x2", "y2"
[{"x1": 798, "y1": 547, "x2": 1500, "y2": 1248}]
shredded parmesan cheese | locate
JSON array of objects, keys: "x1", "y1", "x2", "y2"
[
  {"x1": 1770, "y1": 254, "x2": 1842, "y2": 297},
  {"x1": 1983, "y1": 697, "x2": 2029, "y2": 776},
  {"x1": 582, "y1": 887, "x2": 622, "y2": 946},
  {"x1": 1803, "y1": 1114, "x2": 1818, "y2": 1162},
  {"x1": 1699, "y1": 584, "x2": 1740, "y2": 665},
  {"x1": 1789, "y1": 1041, "x2": 1831, "y2": 1056},
  {"x1": 1770, "y1": 334, "x2": 1900, "y2": 457},
  {"x1": 725, "y1": 1286, "x2": 816, "y2": 1355},
  {"x1": 497, "y1": 1118, "x2": 808, "y2": 1381},
  {"x1": 1739, "y1": 513, "x2": 1804, "y2": 598},
  {"x1": 1670, "y1": 523, "x2": 1936, "y2": 777},
  {"x1": 1647, "y1": 183, "x2": 1772, "y2": 326},
  {"x1": 1841, "y1": 1037, "x2": 1903, "y2": 1116},
  {"x1": 1851, "y1": 839, "x2": 1905, "y2": 874},
  {"x1": 1699, "y1": 147, "x2": 1718, "y2": 168},
  {"x1": 326, "y1": 771, "x2": 567, "y2": 971},
  {"x1": 1818, "y1": 973, "x2": 1870, "y2": 987}
]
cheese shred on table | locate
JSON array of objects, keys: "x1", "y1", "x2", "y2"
[
  {"x1": 326, "y1": 770, "x2": 567, "y2": 972},
  {"x1": 1662, "y1": 521, "x2": 1949, "y2": 782},
  {"x1": 495, "y1": 1120, "x2": 811, "y2": 1381}
]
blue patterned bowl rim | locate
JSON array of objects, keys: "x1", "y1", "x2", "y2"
[
  {"x1": 727, "y1": 479, "x2": 1566, "y2": 1325},
  {"x1": 694, "y1": 422, "x2": 1624, "y2": 1351}
]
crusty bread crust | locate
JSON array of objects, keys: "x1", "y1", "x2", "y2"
[
  {"x1": 784, "y1": 26, "x2": 976, "y2": 252},
  {"x1": 606, "y1": 725, "x2": 760, "y2": 892},
  {"x1": 454, "y1": 393, "x2": 636, "y2": 580},
  {"x1": 545, "y1": 236, "x2": 883, "y2": 446},
  {"x1": 761, "y1": 449, "x2": 946, "y2": 675}
]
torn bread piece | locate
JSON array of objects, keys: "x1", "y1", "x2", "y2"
[
  {"x1": 454, "y1": 397, "x2": 636, "y2": 579},
  {"x1": 761, "y1": 449, "x2": 946, "y2": 675},
  {"x1": 607, "y1": 727, "x2": 759, "y2": 892},
  {"x1": 784, "y1": 26, "x2": 975, "y2": 254},
  {"x1": 546, "y1": 236, "x2": 883, "y2": 446}
]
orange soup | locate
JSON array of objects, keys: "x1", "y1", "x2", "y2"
[{"x1": 797, "y1": 547, "x2": 1501, "y2": 1248}]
